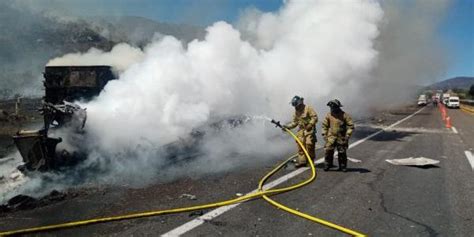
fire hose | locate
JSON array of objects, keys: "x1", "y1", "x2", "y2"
[{"x1": 0, "y1": 120, "x2": 365, "y2": 236}]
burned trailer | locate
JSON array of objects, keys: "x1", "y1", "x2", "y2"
[
  {"x1": 43, "y1": 66, "x2": 115, "y2": 104},
  {"x1": 13, "y1": 66, "x2": 115, "y2": 172}
]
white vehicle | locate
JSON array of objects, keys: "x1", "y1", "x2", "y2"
[
  {"x1": 417, "y1": 99, "x2": 427, "y2": 106},
  {"x1": 442, "y1": 93, "x2": 450, "y2": 104},
  {"x1": 417, "y1": 95, "x2": 427, "y2": 106},
  {"x1": 446, "y1": 96, "x2": 460, "y2": 108}
]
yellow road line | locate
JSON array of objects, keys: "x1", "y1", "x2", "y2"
[{"x1": 460, "y1": 104, "x2": 474, "y2": 115}]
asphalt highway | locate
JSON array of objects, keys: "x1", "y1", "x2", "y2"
[{"x1": 1, "y1": 104, "x2": 473, "y2": 236}]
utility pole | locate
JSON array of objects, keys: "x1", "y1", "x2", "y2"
[{"x1": 15, "y1": 96, "x2": 21, "y2": 117}]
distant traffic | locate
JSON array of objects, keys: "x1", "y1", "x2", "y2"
[{"x1": 419, "y1": 90, "x2": 462, "y2": 109}]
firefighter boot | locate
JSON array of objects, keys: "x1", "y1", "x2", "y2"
[{"x1": 338, "y1": 152, "x2": 348, "y2": 172}]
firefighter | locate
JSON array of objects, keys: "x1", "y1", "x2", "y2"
[
  {"x1": 322, "y1": 99, "x2": 354, "y2": 172},
  {"x1": 283, "y1": 96, "x2": 318, "y2": 167}
]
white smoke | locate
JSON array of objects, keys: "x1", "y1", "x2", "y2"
[
  {"x1": 61, "y1": 0, "x2": 383, "y2": 184},
  {"x1": 47, "y1": 43, "x2": 144, "y2": 72},
  {"x1": 367, "y1": 0, "x2": 450, "y2": 107},
  {"x1": 1, "y1": 0, "x2": 453, "y2": 202},
  {"x1": 1, "y1": 0, "x2": 382, "y2": 191}
]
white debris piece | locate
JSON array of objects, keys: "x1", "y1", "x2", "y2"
[
  {"x1": 386, "y1": 157, "x2": 440, "y2": 166},
  {"x1": 348, "y1": 158, "x2": 362, "y2": 163},
  {"x1": 179, "y1": 194, "x2": 197, "y2": 200},
  {"x1": 10, "y1": 171, "x2": 22, "y2": 181}
]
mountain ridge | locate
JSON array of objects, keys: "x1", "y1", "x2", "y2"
[
  {"x1": 428, "y1": 76, "x2": 474, "y2": 90},
  {"x1": 0, "y1": 3, "x2": 204, "y2": 99}
]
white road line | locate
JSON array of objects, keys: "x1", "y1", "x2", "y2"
[
  {"x1": 451, "y1": 127, "x2": 458, "y2": 134},
  {"x1": 315, "y1": 158, "x2": 325, "y2": 164},
  {"x1": 464, "y1": 151, "x2": 474, "y2": 171},
  {"x1": 349, "y1": 107, "x2": 425, "y2": 148},
  {"x1": 357, "y1": 124, "x2": 450, "y2": 134},
  {"x1": 162, "y1": 168, "x2": 308, "y2": 237},
  {"x1": 161, "y1": 107, "x2": 426, "y2": 237}
]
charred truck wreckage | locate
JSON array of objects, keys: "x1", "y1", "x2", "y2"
[
  {"x1": 11, "y1": 66, "x2": 260, "y2": 174},
  {"x1": 13, "y1": 66, "x2": 115, "y2": 172}
]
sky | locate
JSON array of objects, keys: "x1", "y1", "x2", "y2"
[
  {"x1": 28, "y1": 0, "x2": 474, "y2": 80},
  {"x1": 438, "y1": 0, "x2": 474, "y2": 79}
]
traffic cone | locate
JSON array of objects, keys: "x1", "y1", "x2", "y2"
[{"x1": 446, "y1": 116, "x2": 452, "y2": 128}]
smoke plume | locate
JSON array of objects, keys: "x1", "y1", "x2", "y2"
[
  {"x1": 69, "y1": 0, "x2": 383, "y2": 184},
  {"x1": 367, "y1": 0, "x2": 450, "y2": 107},
  {"x1": 47, "y1": 43, "x2": 144, "y2": 72}
]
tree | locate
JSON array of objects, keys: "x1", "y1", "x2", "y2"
[{"x1": 470, "y1": 84, "x2": 474, "y2": 98}]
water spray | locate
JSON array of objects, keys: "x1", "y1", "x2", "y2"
[{"x1": 246, "y1": 114, "x2": 282, "y2": 128}]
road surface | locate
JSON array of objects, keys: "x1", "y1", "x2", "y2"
[{"x1": 1, "y1": 104, "x2": 473, "y2": 236}]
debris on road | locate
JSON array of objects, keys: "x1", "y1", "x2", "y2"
[
  {"x1": 188, "y1": 210, "x2": 204, "y2": 217},
  {"x1": 5, "y1": 195, "x2": 38, "y2": 210},
  {"x1": 0, "y1": 190, "x2": 67, "y2": 212},
  {"x1": 385, "y1": 157, "x2": 440, "y2": 166},
  {"x1": 235, "y1": 193, "x2": 243, "y2": 197},
  {"x1": 348, "y1": 158, "x2": 362, "y2": 163},
  {"x1": 204, "y1": 219, "x2": 227, "y2": 226},
  {"x1": 9, "y1": 171, "x2": 22, "y2": 181},
  {"x1": 180, "y1": 193, "x2": 197, "y2": 200}
]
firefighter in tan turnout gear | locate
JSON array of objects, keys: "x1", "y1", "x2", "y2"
[
  {"x1": 283, "y1": 96, "x2": 318, "y2": 168},
  {"x1": 322, "y1": 99, "x2": 354, "y2": 172}
]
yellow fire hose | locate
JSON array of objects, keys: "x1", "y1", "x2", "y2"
[
  {"x1": 0, "y1": 128, "x2": 365, "y2": 236},
  {"x1": 258, "y1": 127, "x2": 365, "y2": 236}
]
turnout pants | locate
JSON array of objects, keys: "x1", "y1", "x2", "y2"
[
  {"x1": 324, "y1": 136, "x2": 348, "y2": 168},
  {"x1": 296, "y1": 130, "x2": 316, "y2": 165}
]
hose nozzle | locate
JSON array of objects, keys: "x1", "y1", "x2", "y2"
[{"x1": 271, "y1": 119, "x2": 283, "y2": 128}]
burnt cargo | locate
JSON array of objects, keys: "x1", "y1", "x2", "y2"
[
  {"x1": 44, "y1": 66, "x2": 115, "y2": 104},
  {"x1": 13, "y1": 65, "x2": 115, "y2": 172}
]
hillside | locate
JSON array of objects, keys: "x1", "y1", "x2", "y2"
[
  {"x1": 0, "y1": 2, "x2": 115, "y2": 99},
  {"x1": 428, "y1": 77, "x2": 474, "y2": 90},
  {"x1": 0, "y1": 3, "x2": 204, "y2": 99}
]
